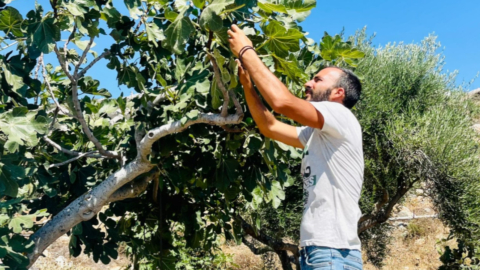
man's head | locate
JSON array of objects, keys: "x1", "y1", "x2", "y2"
[{"x1": 304, "y1": 67, "x2": 362, "y2": 109}]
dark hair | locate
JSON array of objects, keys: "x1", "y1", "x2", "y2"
[{"x1": 330, "y1": 67, "x2": 362, "y2": 109}]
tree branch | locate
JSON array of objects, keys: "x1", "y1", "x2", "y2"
[
  {"x1": 71, "y1": 81, "x2": 120, "y2": 159},
  {"x1": 108, "y1": 171, "x2": 158, "y2": 203},
  {"x1": 43, "y1": 137, "x2": 104, "y2": 159},
  {"x1": 358, "y1": 185, "x2": 409, "y2": 234},
  {"x1": 74, "y1": 36, "x2": 94, "y2": 78},
  {"x1": 28, "y1": 47, "x2": 245, "y2": 266},
  {"x1": 48, "y1": 151, "x2": 100, "y2": 168},
  {"x1": 77, "y1": 50, "x2": 111, "y2": 78},
  {"x1": 242, "y1": 236, "x2": 274, "y2": 255},
  {"x1": 64, "y1": 26, "x2": 76, "y2": 54},
  {"x1": 236, "y1": 215, "x2": 299, "y2": 270},
  {"x1": 236, "y1": 215, "x2": 299, "y2": 256},
  {"x1": 29, "y1": 107, "x2": 244, "y2": 268},
  {"x1": 53, "y1": 46, "x2": 75, "y2": 82},
  {"x1": 40, "y1": 55, "x2": 75, "y2": 118},
  {"x1": 139, "y1": 112, "x2": 243, "y2": 161},
  {"x1": 27, "y1": 160, "x2": 154, "y2": 267},
  {"x1": 207, "y1": 52, "x2": 229, "y2": 117}
]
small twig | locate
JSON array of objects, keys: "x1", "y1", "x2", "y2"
[
  {"x1": 62, "y1": 26, "x2": 77, "y2": 75},
  {"x1": 64, "y1": 26, "x2": 76, "y2": 53},
  {"x1": 40, "y1": 54, "x2": 75, "y2": 118},
  {"x1": 43, "y1": 137, "x2": 104, "y2": 158},
  {"x1": 34, "y1": 56, "x2": 41, "y2": 105},
  {"x1": 48, "y1": 151, "x2": 100, "y2": 168},
  {"x1": 54, "y1": 46, "x2": 75, "y2": 82},
  {"x1": 51, "y1": 0, "x2": 58, "y2": 18},
  {"x1": 228, "y1": 89, "x2": 243, "y2": 116},
  {"x1": 0, "y1": 41, "x2": 18, "y2": 51},
  {"x1": 74, "y1": 36, "x2": 94, "y2": 78},
  {"x1": 49, "y1": 107, "x2": 59, "y2": 134},
  {"x1": 207, "y1": 52, "x2": 229, "y2": 117},
  {"x1": 221, "y1": 125, "x2": 243, "y2": 133},
  {"x1": 77, "y1": 50, "x2": 110, "y2": 78}
]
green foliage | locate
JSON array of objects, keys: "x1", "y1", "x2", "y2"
[
  {"x1": 438, "y1": 237, "x2": 480, "y2": 270},
  {"x1": 406, "y1": 221, "x2": 427, "y2": 239},
  {"x1": 0, "y1": 0, "x2": 333, "y2": 269},
  {"x1": 0, "y1": 1, "x2": 477, "y2": 269}
]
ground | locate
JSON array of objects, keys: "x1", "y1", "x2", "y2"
[{"x1": 31, "y1": 190, "x2": 453, "y2": 269}]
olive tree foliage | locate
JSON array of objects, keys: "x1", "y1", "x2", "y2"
[
  {"x1": 256, "y1": 30, "x2": 480, "y2": 267},
  {"x1": 0, "y1": 0, "x2": 368, "y2": 269}
]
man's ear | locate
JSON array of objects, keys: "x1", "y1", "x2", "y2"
[{"x1": 332, "y1": 87, "x2": 345, "y2": 100}]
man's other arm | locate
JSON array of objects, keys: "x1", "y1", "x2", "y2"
[
  {"x1": 244, "y1": 81, "x2": 304, "y2": 149},
  {"x1": 237, "y1": 60, "x2": 304, "y2": 149}
]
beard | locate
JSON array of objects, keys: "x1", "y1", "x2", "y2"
[{"x1": 306, "y1": 87, "x2": 333, "y2": 102}]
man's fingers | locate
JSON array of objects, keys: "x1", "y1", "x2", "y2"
[
  {"x1": 231, "y1": 24, "x2": 240, "y2": 33},
  {"x1": 235, "y1": 59, "x2": 244, "y2": 73},
  {"x1": 227, "y1": 29, "x2": 234, "y2": 38}
]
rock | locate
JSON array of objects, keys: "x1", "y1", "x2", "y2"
[
  {"x1": 415, "y1": 238, "x2": 425, "y2": 245},
  {"x1": 473, "y1": 124, "x2": 480, "y2": 133},
  {"x1": 398, "y1": 206, "x2": 413, "y2": 218},
  {"x1": 416, "y1": 189, "x2": 424, "y2": 196},
  {"x1": 424, "y1": 208, "x2": 431, "y2": 213},
  {"x1": 55, "y1": 256, "x2": 66, "y2": 267}
]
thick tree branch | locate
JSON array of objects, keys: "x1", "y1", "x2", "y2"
[
  {"x1": 108, "y1": 171, "x2": 158, "y2": 203},
  {"x1": 242, "y1": 236, "x2": 274, "y2": 255},
  {"x1": 28, "y1": 160, "x2": 154, "y2": 267},
  {"x1": 30, "y1": 108, "x2": 244, "y2": 268},
  {"x1": 139, "y1": 113, "x2": 243, "y2": 161},
  {"x1": 236, "y1": 215, "x2": 299, "y2": 270},
  {"x1": 358, "y1": 185, "x2": 409, "y2": 234},
  {"x1": 236, "y1": 215, "x2": 299, "y2": 256}
]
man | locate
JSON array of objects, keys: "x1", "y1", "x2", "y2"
[{"x1": 228, "y1": 25, "x2": 364, "y2": 270}]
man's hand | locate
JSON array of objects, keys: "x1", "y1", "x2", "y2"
[
  {"x1": 228, "y1": 24, "x2": 253, "y2": 57},
  {"x1": 235, "y1": 59, "x2": 251, "y2": 86}
]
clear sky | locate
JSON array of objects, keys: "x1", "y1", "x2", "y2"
[
  {"x1": 301, "y1": 0, "x2": 480, "y2": 91},
  {"x1": 8, "y1": 0, "x2": 480, "y2": 96}
]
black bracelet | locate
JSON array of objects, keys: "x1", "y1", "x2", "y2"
[
  {"x1": 238, "y1": 46, "x2": 255, "y2": 70},
  {"x1": 239, "y1": 45, "x2": 254, "y2": 57}
]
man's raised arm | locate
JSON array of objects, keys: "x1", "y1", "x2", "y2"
[{"x1": 228, "y1": 25, "x2": 324, "y2": 130}]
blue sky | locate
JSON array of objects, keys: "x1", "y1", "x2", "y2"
[
  {"x1": 301, "y1": 0, "x2": 480, "y2": 90},
  {"x1": 9, "y1": 0, "x2": 480, "y2": 96}
]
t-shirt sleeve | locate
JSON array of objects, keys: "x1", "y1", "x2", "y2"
[
  {"x1": 310, "y1": 101, "x2": 351, "y2": 138},
  {"x1": 296, "y1": 126, "x2": 314, "y2": 147}
]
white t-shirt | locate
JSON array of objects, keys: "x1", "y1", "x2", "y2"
[{"x1": 296, "y1": 101, "x2": 364, "y2": 250}]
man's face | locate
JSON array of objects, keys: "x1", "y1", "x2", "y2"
[{"x1": 304, "y1": 68, "x2": 343, "y2": 102}]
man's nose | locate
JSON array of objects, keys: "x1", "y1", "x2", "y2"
[{"x1": 304, "y1": 80, "x2": 313, "y2": 88}]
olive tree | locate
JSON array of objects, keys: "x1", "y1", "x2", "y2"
[{"x1": 254, "y1": 31, "x2": 480, "y2": 268}]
